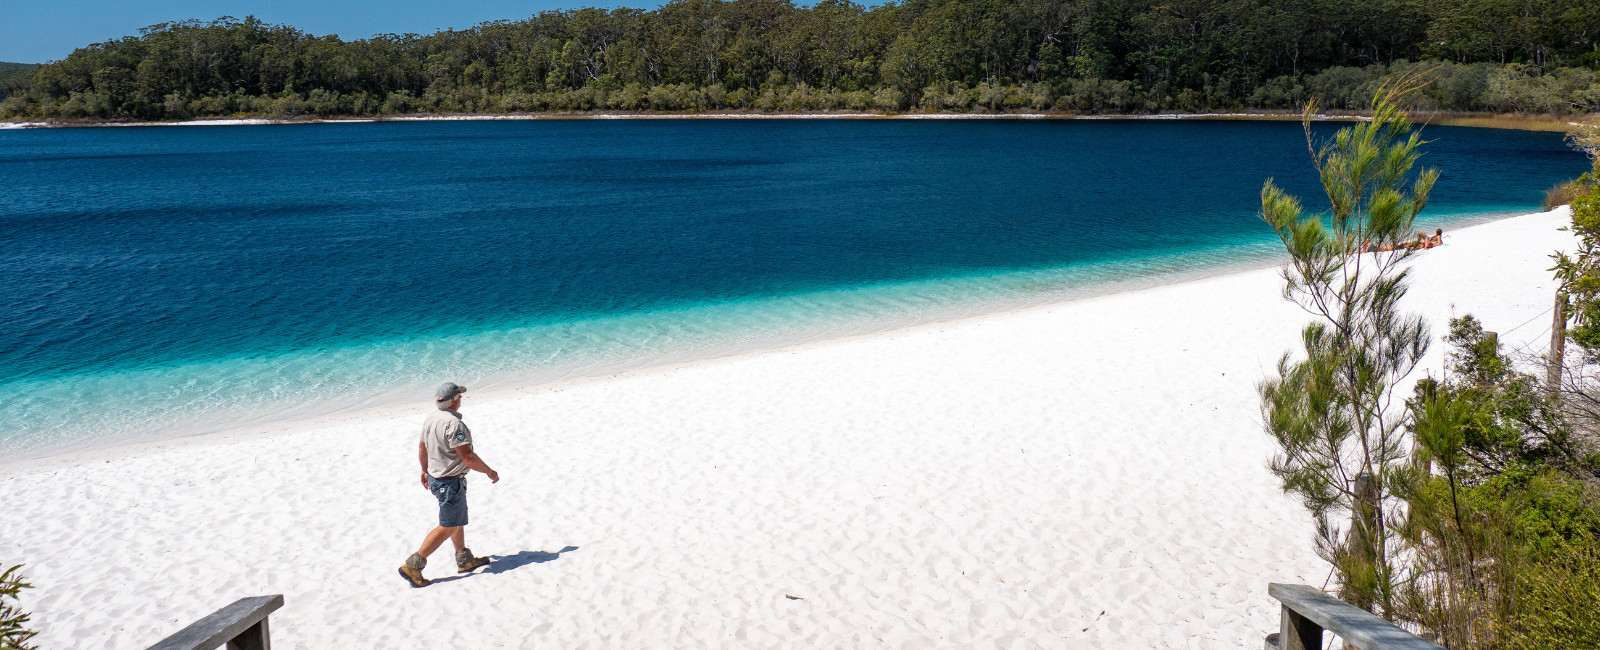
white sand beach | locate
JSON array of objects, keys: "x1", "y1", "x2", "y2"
[{"x1": 0, "y1": 209, "x2": 1571, "y2": 649}]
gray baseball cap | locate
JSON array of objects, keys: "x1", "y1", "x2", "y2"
[{"x1": 436, "y1": 382, "x2": 468, "y2": 401}]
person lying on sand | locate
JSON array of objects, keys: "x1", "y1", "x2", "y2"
[
  {"x1": 399, "y1": 382, "x2": 500, "y2": 588},
  {"x1": 1402, "y1": 228, "x2": 1445, "y2": 251},
  {"x1": 1361, "y1": 228, "x2": 1443, "y2": 254}
]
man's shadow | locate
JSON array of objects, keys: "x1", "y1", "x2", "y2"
[
  {"x1": 430, "y1": 546, "x2": 579, "y2": 584},
  {"x1": 484, "y1": 546, "x2": 579, "y2": 574}
]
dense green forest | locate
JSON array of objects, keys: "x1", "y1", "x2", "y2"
[
  {"x1": 0, "y1": 63, "x2": 39, "y2": 101},
  {"x1": 3, "y1": 0, "x2": 1599, "y2": 120}
]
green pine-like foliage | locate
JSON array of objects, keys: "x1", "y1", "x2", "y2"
[
  {"x1": 1257, "y1": 83, "x2": 1438, "y2": 619},
  {"x1": 0, "y1": 565, "x2": 37, "y2": 650}
]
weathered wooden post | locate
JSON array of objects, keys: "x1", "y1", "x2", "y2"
[
  {"x1": 1550, "y1": 293, "x2": 1567, "y2": 389},
  {"x1": 1351, "y1": 473, "x2": 1380, "y2": 572},
  {"x1": 1279, "y1": 603, "x2": 1325, "y2": 650},
  {"x1": 1354, "y1": 474, "x2": 1379, "y2": 513}
]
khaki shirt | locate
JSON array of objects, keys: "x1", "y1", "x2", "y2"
[{"x1": 421, "y1": 408, "x2": 473, "y2": 478}]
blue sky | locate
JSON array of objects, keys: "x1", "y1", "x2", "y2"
[{"x1": 1, "y1": 0, "x2": 641, "y2": 63}]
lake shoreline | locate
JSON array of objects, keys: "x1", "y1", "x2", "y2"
[
  {"x1": 0, "y1": 206, "x2": 1534, "y2": 468},
  {"x1": 0, "y1": 208, "x2": 1571, "y2": 648},
  {"x1": 2, "y1": 109, "x2": 1589, "y2": 131}
]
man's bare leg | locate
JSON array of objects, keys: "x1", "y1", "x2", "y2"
[
  {"x1": 452, "y1": 527, "x2": 489, "y2": 573},
  {"x1": 416, "y1": 525, "x2": 462, "y2": 558}
]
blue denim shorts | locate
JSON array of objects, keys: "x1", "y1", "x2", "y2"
[{"x1": 428, "y1": 475, "x2": 468, "y2": 527}]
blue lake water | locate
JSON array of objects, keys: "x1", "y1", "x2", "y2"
[{"x1": 0, "y1": 119, "x2": 1589, "y2": 459}]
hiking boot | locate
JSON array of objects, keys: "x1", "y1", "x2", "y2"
[
  {"x1": 456, "y1": 548, "x2": 491, "y2": 573},
  {"x1": 399, "y1": 553, "x2": 431, "y2": 588},
  {"x1": 398, "y1": 564, "x2": 431, "y2": 588}
]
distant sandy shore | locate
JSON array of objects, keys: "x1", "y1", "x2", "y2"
[
  {"x1": 1, "y1": 110, "x2": 1588, "y2": 131},
  {"x1": 0, "y1": 209, "x2": 1572, "y2": 648}
]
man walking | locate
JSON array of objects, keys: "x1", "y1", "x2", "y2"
[{"x1": 399, "y1": 382, "x2": 500, "y2": 588}]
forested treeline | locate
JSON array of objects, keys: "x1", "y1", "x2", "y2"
[
  {"x1": 3, "y1": 0, "x2": 1599, "y2": 120},
  {"x1": 0, "y1": 63, "x2": 38, "y2": 100}
]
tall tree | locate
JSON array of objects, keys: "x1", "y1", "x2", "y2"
[{"x1": 1256, "y1": 81, "x2": 1439, "y2": 617}]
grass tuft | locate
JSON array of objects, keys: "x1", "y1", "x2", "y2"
[{"x1": 1546, "y1": 180, "x2": 1590, "y2": 210}]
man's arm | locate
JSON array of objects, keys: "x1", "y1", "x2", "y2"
[
  {"x1": 418, "y1": 441, "x2": 430, "y2": 489},
  {"x1": 454, "y1": 444, "x2": 500, "y2": 483}
]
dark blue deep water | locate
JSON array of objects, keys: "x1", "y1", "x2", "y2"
[{"x1": 0, "y1": 119, "x2": 1588, "y2": 458}]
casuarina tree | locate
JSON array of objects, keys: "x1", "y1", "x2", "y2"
[{"x1": 1256, "y1": 79, "x2": 1439, "y2": 619}]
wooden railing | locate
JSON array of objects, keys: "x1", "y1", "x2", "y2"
[
  {"x1": 138, "y1": 585, "x2": 1445, "y2": 649},
  {"x1": 1265, "y1": 584, "x2": 1444, "y2": 650},
  {"x1": 147, "y1": 595, "x2": 283, "y2": 650}
]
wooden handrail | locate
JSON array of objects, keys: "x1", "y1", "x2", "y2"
[
  {"x1": 148, "y1": 595, "x2": 283, "y2": 650},
  {"x1": 1267, "y1": 584, "x2": 1443, "y2": 650}
]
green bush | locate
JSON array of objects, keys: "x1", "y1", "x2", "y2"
[
  {"x1": 1508, "y1": 537, "x2": 1600, "y2": 649},
  {"x1": 0, "y1": 565, "x2": 37, "y2": 650},
  {"x1": 1396, "y1": 313, "x2": 1600, "y2": 649}
]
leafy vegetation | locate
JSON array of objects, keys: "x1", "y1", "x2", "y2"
[
  {"x1": 1397, "y1": 319, "x2": 1600, "y2": 648},
  {"x1": 0, "y1": 63, "x2": 39, "y2": 101},
  {"x1": 1545, "y1": 118, "x2": 1599, "y2": 207},
  {"x1": 1258, "y1": 82, "x2": 1600, "y2": 648},
  {"x1": 2, "y1": 0, "x2": 1600, "y2": 120},
  {"x1": 0, "y1": 565, "x2": 37, "y2": 650},
  {"x1": 1257, "y1": 82, "x2": 1437, "y2": 618},
  {"x1": 1572, "y1": 117, "x2": 1600, "y2": 158},
  {"x1": 1551, "y1": 143, "x2": 1600, "y2": 353}
]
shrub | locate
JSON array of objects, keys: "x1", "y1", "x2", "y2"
[
  {"x1": 1395, "y1": 314, "x2": 1600, "y2": 649},
  {"x1": 1397, "y1": 468, "x2": 1600, "y2": 648},
  {"x1": 1570, "y1": 116, "x2": 1600, "y2": 160},
  {"x1": 1547, "y1": 180, "x2": 1589, "y2": 209},
  {"x1": 0, "y1": 565, "x2": 37, "y2": 650},
  {"x1": 783, "y1": 83, "x2": 819, "y2": 111},
  {"x1": 1248, "y1": 75, "x2": 1304, "y2": 109},
  {"x1": 975, "y1": 81, "x2": 1002, "y2": 111},
  {"x1": 918, "y1": 84, "x2": 953, "y2": 111},
  {"x1": 872, "y1": 86, "x2": 904, "y2": 111},
  {"x1": 272, "y1": 93, "x2": 306, "y2": 117},
  {"x1": 842, "y1": 89, "x2": 871, "y2": 111},
  {"x1": 382, "y1": 90, "x2": 419, "y2": 114},
  {"x1": 754, "y1": 89, "x2": 777, "y2": 111},
  {"x1": 611, "y1": 82, "x2": 645, "y2": 110},
  {"x1": 1507, "y1": 536, "x2": 1600, "y2": 649},
  {"x1": 1057, "y1": 78, "x2": 1134, "y2": 113},
  {"x1": 703, "y1": 84, "x2": 726, "y2": 109}
]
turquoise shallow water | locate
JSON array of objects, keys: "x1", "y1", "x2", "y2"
[{"x1": 0, "y1": 119, "x2": 1588, "y2": 460}]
